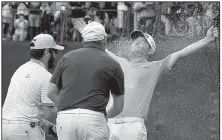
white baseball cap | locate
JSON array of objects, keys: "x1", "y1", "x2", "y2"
[
  {"x1": 130, "y1": 30, "x2": 156, "y2": 54},
  {"x1": 82, "y1": 21, "x2": 107, "y2": 42},
  {"x1": 60, "y1": 5, "x2": 67, "y2": 11},
  {"x1": 30, "y1": 34, "x2": 64, "y2": 50}
]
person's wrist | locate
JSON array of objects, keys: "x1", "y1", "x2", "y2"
[
  {"x1": 204, "y1": 36, "x2": 214, "y2": 43},
  {"x1": 49, "y1": 122, "x2": 55, "y2": 128},
  {"x1": 40, "y1": 118, "x2": 46, "y2": 127}
]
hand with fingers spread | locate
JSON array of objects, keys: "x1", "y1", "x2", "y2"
[
  {"x1": 205, "y1": 26, "x2": 219, "y2": 42},
  {"x1": 73, "y1": 18, "x2": 87, "y2": 34}
]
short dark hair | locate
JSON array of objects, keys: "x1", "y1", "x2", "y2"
[
  {"x1": 29, "y1": 49, "x2": 46, "y2": 60},
  {"x1": 29, "y1": 42, "x2": 58, "y2": 60}
]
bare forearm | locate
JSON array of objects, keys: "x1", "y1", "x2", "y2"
[
  {"x1": 178, "y1": 37, "x2": 213, "y2": 58},
  {"x1": 106, "y1": 94, "x2": 124, "y2": 118},
  {"x1": 47, "y1": 83, "x2": 60, "y2": 108},
  {"x1": 40, "y1": 118, "x2": 56, "y2": 136},
  {"x1": 41, "y1": 118, "x2": 55, "y2": 128},
  {"x1": 167, "y1": 37, "x2": 213, "y2": 69},
  {"x1": 167, "y1": 26, "x2": 218, "y2": 69},
  {"x1": 106, "y1": 106, "x2": 122, "y2": 118}
]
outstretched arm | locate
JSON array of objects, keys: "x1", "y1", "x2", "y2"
[{"x1": 167, "y1": 26, "x2": 218, "y2": 69}]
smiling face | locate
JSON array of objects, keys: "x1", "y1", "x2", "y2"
[
  {"x1": 130, "y1": 37, "x2": 150, "y2": 52},
  {"x1": 128, "y1": 37, "x2": 152, "y2": 60}
]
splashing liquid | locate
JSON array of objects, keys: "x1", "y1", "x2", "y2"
[{"x1": 107, "y1": 36, "x2": 138, "y2": 61}]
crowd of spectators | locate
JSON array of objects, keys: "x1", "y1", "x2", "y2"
[
  {"x1": 134, "y1": 2, "x2": 219, "y2": 37},
  {"x1": 2, "y1": 2, "x2": 125, "y2": 41},
  {"x1": 2, "y1": 2, "x2": 219, "y2": 42}
]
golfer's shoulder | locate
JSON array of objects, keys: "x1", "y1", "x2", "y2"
[
  {"x1": 106, "y1": 55, "x2": 123, "y2": 70},
  {"x1": 38, "y1": 68, "x2": 52, "y2": 81},
  {"x1": 64, "y1": 48, "x2": 86, "y2": 57},
  {"x1": 22, "y1": 61, "x2": 50, "y2": 78},
  {"x1": 21, "y1": 62, "x2": 52, "y2": 84},
  {"x1": 28, "y1": 63, "x2": 52, "y2": 81},
  {"x1": 61, "y1": 50, "x2": 77, "y2": 62}
]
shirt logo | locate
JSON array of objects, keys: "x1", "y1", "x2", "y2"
[{"x1": 25, "y1": 74, "x2": 30, "y2": 78}]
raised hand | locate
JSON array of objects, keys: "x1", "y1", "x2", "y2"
[
  {"x1": 206, "y1": 26, "x2": 219, "y2": 42},
  {"x1": 72, "y1": 18, "x2": 87, "y2": 34}
]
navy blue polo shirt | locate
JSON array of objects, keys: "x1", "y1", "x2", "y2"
[{"x1": 50, "y1": 42, "x2": 124, "y2": 115}]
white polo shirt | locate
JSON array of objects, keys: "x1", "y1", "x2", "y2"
[{"x1": 2, "y1": 61, "x2": 55, "y2": 122}]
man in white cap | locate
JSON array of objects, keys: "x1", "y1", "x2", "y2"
[
  {"x1": 105, "y1": 27, "x2": 218, "y2": 140},
  {"x1": 2, "y1": 34, "x2": 64, "y2": 140},
  {"x1": 47, "y1": 21, "x2": 125, "y2": 140}
]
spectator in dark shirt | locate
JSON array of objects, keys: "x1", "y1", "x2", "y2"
[
  {"x1": 40, "y1": 2, "x2": 51, "y2": 34},
  {"x1": 29, "y1": 2, "x2": 41, "y2": 39},
  {"x1": 104, "y1": 2, "x2": 117, "y2": 28},
  {"x1": 69, "y1": 2, "x2": 86, "y2": 18},
  {"x1": 48, "y1": 20, "x2": 124, "y2": 140},
  {"x1": 103, "y1": 2, "x2": 118, "y2": 41},
  {"x1": 105, "y1": 2, "x2": 118, "y2": 22}
]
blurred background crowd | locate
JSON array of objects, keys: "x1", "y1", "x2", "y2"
[{"x1": 2, "y1": 2, "x2": 219, "y2": 42}]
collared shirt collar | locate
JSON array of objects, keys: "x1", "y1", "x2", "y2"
[
  {"x1": 30, "y1": 59, "x2": 47, "y2": 70},
  {"x1": 131, "y1": 58, "x2": 147, "y2": 64},
  {"x1": 84, "y1": 42, "x2": 105, "y2": 52}
]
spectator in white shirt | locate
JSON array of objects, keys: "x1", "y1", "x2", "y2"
[
  {"x1": 2, "y1": 2, "x2": 14, "y2": 40},
  {"x1": 12, "y1": 14, "x2": 29, "y2": 41}
]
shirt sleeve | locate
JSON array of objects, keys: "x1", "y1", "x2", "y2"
[
  {"x1": 156, "y1": 55, "x2": 172, "y2": 76},
  {"x1": 50, "y1": 57, "x2": 65, "y2": 90},
  {"x1": 40, "y1": 75, "x2": 55, "y2": 107},
  {"x1": 115, "y1": 57, "x2": 130, "y2": 73},
  {"x1": 110, "y1": 63, "x2": 125, "y2": 95}
]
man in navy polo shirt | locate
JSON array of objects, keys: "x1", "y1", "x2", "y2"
[{"x1": 47, "y1": 21, "x2": 125, "y2": 140}]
